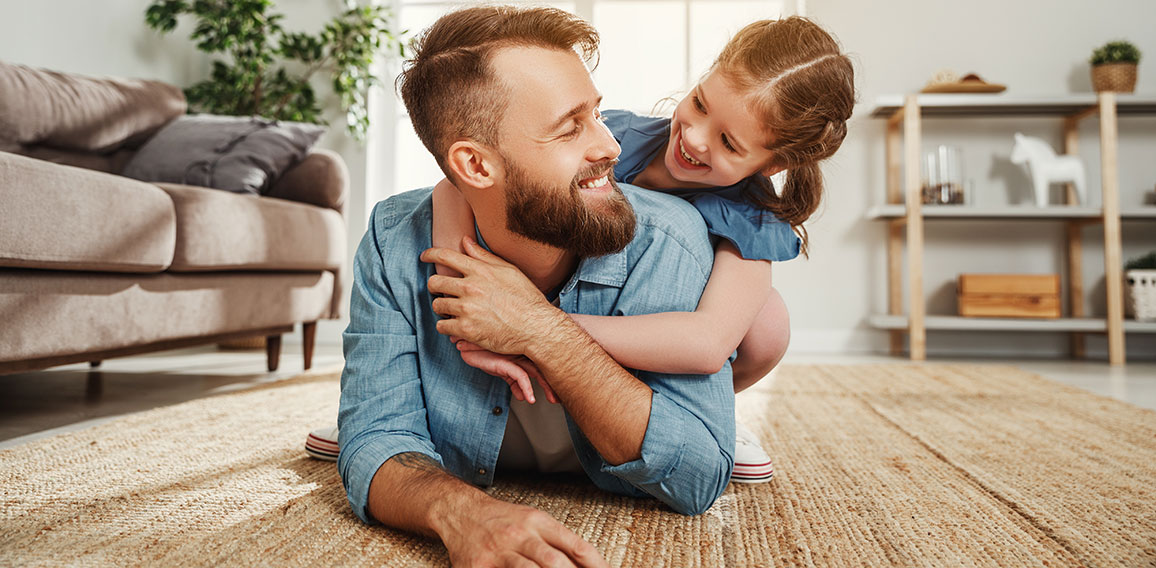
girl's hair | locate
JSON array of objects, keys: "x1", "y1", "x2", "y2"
[{"x1": 713, "y1": 16, "x2": 855, "y2": 256}]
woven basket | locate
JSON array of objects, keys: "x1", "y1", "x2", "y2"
[
  {"x1": 1092, "y1": 63, "x2": 1138, "y2": 93},
  {"x1": 1125, "y1": 269, "x2": 1156, "y2": 322}
]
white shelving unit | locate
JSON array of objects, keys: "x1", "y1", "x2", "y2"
[{"x1": 869, "y1": 93, "x2": 1156, "y2": 365}]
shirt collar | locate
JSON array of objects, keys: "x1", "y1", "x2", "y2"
[{"x1": 475, "y1": 224, "x2": 630, "y2": 296}]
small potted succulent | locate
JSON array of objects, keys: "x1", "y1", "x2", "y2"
[
  {"x1": 1125, "y1": 251, "x2": 1156, "y2": 321},
  {"x1": 1090, "y1": 40, "x2": 1141, "y2": 93}
]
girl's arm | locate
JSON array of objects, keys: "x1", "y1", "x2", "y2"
[
  {"x1": 570, "y1": 241, "x2": 771, "y2": 375},
  {"x1": 431, "y1": 178, "x2": 475, "y2": 278}
]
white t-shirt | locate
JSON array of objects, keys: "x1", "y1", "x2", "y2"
[{"x1": 495, "y1": 378, "x2": 583, "y2": 473}]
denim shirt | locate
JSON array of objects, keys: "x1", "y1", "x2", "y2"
[{"x1": 337, "y1": 184, "x2": 736, "y2": 522}]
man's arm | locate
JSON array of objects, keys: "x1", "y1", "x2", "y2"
[
  {"x1": 368, "y1": 452, "x2": 603, "y2": 567},
  {"x1": 341, "y1": 206, "x2": 605, "y2": 567},
  {"x1": 423, "y1": 238, "x2": 733, "y2": 515},
  {"x1": 423, "y1": 239, "x2": 650, "y2": 465}
]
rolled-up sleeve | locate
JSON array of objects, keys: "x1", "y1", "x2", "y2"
[
  {"x1": 599, "y1": 380, "x2": 734, "y2": 515},
  {"x1": 582, "y1": 196, "x2": 736, "y2": 516},
  {"x1": 337, "y1": 203, "x2": 442, "y2": 524}
]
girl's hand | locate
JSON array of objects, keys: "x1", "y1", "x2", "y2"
[{"x1": 455, "y1": 339, "x2": 559, "y2": 404}]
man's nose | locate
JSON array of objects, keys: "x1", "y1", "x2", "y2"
[{"x1": 589, "y1": 118, "x2": 621, "y2": 163}]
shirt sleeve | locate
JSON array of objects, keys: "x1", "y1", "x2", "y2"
[
  {"x1": 336, "y1": 202, "x2": 443, "y2": 525},
  {"x1": 689, "y1": 193, "x2": 801, "y2": 262},
  {"x1": 587, "y1": 205, "x2": 737, "y2": 516}
]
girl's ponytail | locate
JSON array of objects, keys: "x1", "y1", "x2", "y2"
[
  {"x1": 749, "y1": 162, "x2": 823, "y2": 258},
  {"x1": 714, "y1": 16, "x2": 855, "y2": 258}
]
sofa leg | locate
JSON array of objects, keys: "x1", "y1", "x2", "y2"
[
  {"x1": 303, "y1": 322, "x2": 317, "y2": 370},
  {"x1": 266, "y1": 335, "x2": 282, "y2": 372},
  {"x1": 89, "y1": 361, "x2": 102, "y2": 368}
]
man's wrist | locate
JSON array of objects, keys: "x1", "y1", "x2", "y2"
[
  {"x1": 524, "y1": 310, "x2": 587, "y2": 363},
  {"x1": 427, "y1": 484, "x2": 489, "y2": 539}
]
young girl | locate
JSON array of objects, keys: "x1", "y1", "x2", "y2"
[{"x1": 307, "y1": 17, "x2": 855, "y2": 483}]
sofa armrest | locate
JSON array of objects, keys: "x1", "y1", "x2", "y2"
[{"x1": 265, "y1": 149, "x2": 348, "y2": 215}]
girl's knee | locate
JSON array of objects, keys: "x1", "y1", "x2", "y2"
[{"x1": 733, "y1": 288, "x2": 790, "y2": 390}]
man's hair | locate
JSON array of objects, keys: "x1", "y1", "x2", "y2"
[{"x1": 397, "y1": 5, "x2": 600, "y2": 175}]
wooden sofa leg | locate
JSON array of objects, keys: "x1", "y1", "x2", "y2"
[
  {"x1": 89, "y1": 361, "x2": 102, "y2": 368},
  {"x1": 303, "y1": 322, "x2": 317, "y2": 370},
  {"x1": 266, "y1": 335, "x2": 282, "y2": 372}
]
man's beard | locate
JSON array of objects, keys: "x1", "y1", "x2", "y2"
[{"x1": 502, "y1": 155, "x2": 636, "y2": 258}]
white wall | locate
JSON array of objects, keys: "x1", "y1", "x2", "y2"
[
  {"x1": 3, "y1": 0, "x2": 1154, "y2": 360},
  {"x1": 786, "y1": 0, "x2": 1156, "y2": 359}
]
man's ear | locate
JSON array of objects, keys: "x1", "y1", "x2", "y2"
[{"x1": 446, "y1": 140, "x2": 498, "y2": 190}]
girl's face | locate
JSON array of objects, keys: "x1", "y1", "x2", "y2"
[{"x1": 664, "y1": 70, "x2": 780, "y2": 188}]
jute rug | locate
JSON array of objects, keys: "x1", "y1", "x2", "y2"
[{"x1": 2, "y1": 364, "x2": 1154, "y2": 567}]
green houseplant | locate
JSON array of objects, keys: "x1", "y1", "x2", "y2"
[
  {"x1": 145, "y1": 0, "x2": 404, "y2": 140},
  {"x1": 1089, "y1": 40, "x2": 1141, "y2": 93}
]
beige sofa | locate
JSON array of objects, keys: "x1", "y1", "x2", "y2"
[{"x1": 0, "y1": 63, "x2": 347, "y2": 374}]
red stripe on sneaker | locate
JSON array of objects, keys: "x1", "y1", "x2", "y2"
[{"x1": 307, "y1": 434, "x2": 339, "y2": 451}]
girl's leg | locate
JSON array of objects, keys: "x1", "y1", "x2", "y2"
[{"x1": 731, "y1": 286, "x2": 790, "y2": 392}]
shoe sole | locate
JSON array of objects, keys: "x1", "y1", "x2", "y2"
[
  {"x1": 732, "y1": 459, "x2": 774, "y2": 483},
  {"x1": 305, "y1": 432, "x2": 339, "y2": 462}
]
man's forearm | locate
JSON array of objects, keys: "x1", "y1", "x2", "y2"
[
  {"x1": 526, "y1": 312, "x2": 652, "y2": 465},
  {"x1": 366, "y1": 452, "x2": 489, "y2": 538}
]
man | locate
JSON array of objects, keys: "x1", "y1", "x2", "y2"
[{"x1": 338, "y1": 5, "x2": 735, "y2": 565}]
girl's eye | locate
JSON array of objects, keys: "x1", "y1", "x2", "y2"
[
  {"x1": 722, "y1": 134, "x2": 737, "y2": 153},
  {"x1": 692, "y1": 94, "x2": 705, "y2": 113}
]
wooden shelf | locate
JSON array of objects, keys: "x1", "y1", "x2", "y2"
[
  {"x1": 870, "y1": 94, "x2": 1156, "y2": 119},
  {"x1": 866, "y1": 205, "x2": 1156, "y2": 220},
  {"x1": 869, "y1": 314, "x2": 1156, "y2": 334},
  {"x1": 873, "y1": 92, "x2": 1150, "y2": 364}
]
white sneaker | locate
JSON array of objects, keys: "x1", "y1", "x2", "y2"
[
  {"x1": 305, "y1": 425, "x2": 340, "y2": 462},
  {"x1": 731, "y1": 422, "x2": 774, "y2": 483}
]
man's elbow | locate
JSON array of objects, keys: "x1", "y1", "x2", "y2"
[{"x1": 662, "y1": 454, "x2": 732, "y2": 516}]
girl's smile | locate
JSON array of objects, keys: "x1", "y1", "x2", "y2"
[{"x1": 663, "y1": 70, "x2": 781, "y2": 188}]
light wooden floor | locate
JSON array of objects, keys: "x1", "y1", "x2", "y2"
[{"x1": 1, "y1": 346, "x2": 1153, "y2": 450}]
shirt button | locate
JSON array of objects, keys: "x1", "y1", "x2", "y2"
[
  {"x1": 492, "y1": 406, "x2": 503, "y2": 416},
  {"x1": 477, "y1": 468, "x2": 487, "y2": 476}
]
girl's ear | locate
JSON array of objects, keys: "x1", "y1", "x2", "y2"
[
  {"x1": 760, "y1": 163, "x2": 787, "y2": 177},
  {"x1": 446, "y1": 140, "x2": 497, "y2": 190}
]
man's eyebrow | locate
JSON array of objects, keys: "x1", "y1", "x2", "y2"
[
  {"x1": 547, "y1": 96, "x2": 603, "y2": 133},
  {"x1": 698, "y1": 86, "x2": 749, "y2": 154}
]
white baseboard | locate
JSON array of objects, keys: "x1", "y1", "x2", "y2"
[
  {"x1": 280, "y1": 319, "x2": 346, "y2": 346},
  {"x1": 287, "y1": 321, "x2": 1155, "y2": 362}
]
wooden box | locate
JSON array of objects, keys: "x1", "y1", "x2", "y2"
[{"x1": 957, "y1": 274, "x2": 1061, "y2": 319}]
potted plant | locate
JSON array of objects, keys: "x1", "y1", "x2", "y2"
[
  {"x1": 1124, "y1": 251, "x2": 1156, "y2": 321},
  {"x1": 1090, "y1": 40, "x2": 1141, "y2": 93},
  {"x1": 145, "y1": 0, "x2": 405, "y2": 141}
]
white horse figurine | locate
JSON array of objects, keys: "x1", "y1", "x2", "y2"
[{"x1": 1010, "y1": 132, "x2": 1087, "y2": 206}]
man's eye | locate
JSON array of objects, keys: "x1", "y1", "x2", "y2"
[
  {"x1": 595, "y1": 108, "x2": 606, "y2": 121},
  {"x1": 563, "y1": 123, "x2": 582, "y2": 138}
]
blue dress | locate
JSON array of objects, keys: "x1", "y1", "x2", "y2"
[{"x1": 602, "y1": 109, "x2": 800, "y2": 262}]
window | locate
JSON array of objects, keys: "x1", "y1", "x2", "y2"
[{"x1": 377, "y1": 0, "x2": 795, "y2": 200}]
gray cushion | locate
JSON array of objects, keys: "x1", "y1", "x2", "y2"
[
  {"x1": 0, "y1": 60, "x2": 186, "y2": 154},
  {"x1": 121, "y1": 115, "x2": 324, "y2": 195}
]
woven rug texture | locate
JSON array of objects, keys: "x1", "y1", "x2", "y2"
[{"x1": 2, "y1": 363, "x2": 1154, "y2": 567}]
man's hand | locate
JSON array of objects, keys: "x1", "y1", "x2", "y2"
[
  {"x1": 456, "y1": 340, "x2": 559, "y2": 404},
  {"x1": 422, "y1": 237, "x2": 565, "y2": 356},
  {"x1": 437, "y1": 498, "x2": 608, "y2": 568}
]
